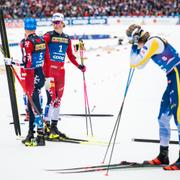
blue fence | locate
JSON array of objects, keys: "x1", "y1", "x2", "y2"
[
  {"x1": 5, "y1": 16, "x2": 108, "y2": 28},
  {"x1": 5, "y1": 16, "x2": 180, "y2": 28}
]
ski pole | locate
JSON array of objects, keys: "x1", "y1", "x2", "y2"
[
  {"x1": 103, "y1": 68, "x2": 135, "y2": 175},
  {"x1": 0, "y1": 9, "x2": 21, "y2": 136},
  {"x1": 83, "y1": 74, "x2": 93, "y2": 135},
  {"x1": 79, "y1": 40, "x2": 89, "y2": 135},
  {"x1": 10, "y1": 65, "x2": 44, "y2": 123},
  {"x1": 79, "y1": 39, "x2": 93, "y2": 136},
  {"x1": 102, "y1": 68, "x2": 134, "y2": 162}
]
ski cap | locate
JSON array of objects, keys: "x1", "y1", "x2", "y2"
[
  {"x1": 52, "y1": 13, "x2": 65, "y2": 27},
  {"x1": 24, "y1": 17, "x2": 37, "y2": 30}
]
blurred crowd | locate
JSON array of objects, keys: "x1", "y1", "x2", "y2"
[{"x1": 0, "y1": 0, "x2": 179, "y2": 19}]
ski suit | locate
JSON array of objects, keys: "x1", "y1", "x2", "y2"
[
  {"x1": 20, "y1": 33, "x2": 46, "y2": 132},
  {"x1": 43, "y1": 30, "x2": 79, "y2": 121},
  {"x1": 130, "y1": 36, "x2": 180, "y2": 146}
]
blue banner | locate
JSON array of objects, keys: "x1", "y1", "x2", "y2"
[
  {"x1": 70, "y1": 34, "x2": 110, "y2": 40},
  {"x1": 69, "y1": 17, "x2": 107, "y2": 25},
  {"x1": 5, "y1": 16, "x2": 108, "y2": 27}
]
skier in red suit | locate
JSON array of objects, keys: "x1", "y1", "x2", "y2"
[
  {"x1": 43, "y1": 13, "x2": 86, "y2": 140},
  {"x1": 5, "y1": 18, "x2": 46, "y2": 146}
]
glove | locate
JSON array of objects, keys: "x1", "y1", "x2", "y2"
[
  {"x1": 45, "y1": 77, "x2": 54, "y2": 91},
  {"x1": 34, "y1": 115, "x2": 43, "y2": 128},
  {"x1": 78, "y1": 64, "x2": 86, "y2": 72},
  {"x1": 4, "y1": 57, "x2": 13, "y2": 65},
  {"x1": 132, "y1": 35, "x2": 140, "y2": 45},
  {"x1": 127, "y1": 33, "x2": 141, "y2": 45}
]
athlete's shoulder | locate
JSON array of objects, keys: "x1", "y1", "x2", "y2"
[
  {"x1": 143, "y1": 36, "x2": 163, "y2": 47},
  {"x1": 147, "y1": 36, "x2": 166, "y2": 44},
  {"x1": 20, "y1": 38, "x2": 26, "y2": 43},
  {"x1": 143, "y1": 36, "x2": 165, "y2": 55},
  {"x1": 44, "y1": 31, "x2": 53, "y2": 36},
  {"x1": 43, "y1": 31, "x2": 53, "y2": 43},
  {"x1": 23, "y1": 39, "x2": 33, "y2": 50},
  {"x1": 20, "y1": 38, "x2": 26, "y2": 47}
]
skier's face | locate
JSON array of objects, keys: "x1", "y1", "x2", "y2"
[
  {"x1": 52, "y1": 21, "x2": 64, "y2": 31},
  {"x1": 138, "y1": 42, "x2": 145, "y2": 48}
]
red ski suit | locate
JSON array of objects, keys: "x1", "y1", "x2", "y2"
[
  {"x1": 20, "y1": 34, "x2": 45, "y2": 96},
  {"x1": 20, "y1": 33, "x2": 46, "y2": 132},
  {"x1": 43, "y1": 31, "x2": 79, "y2": 108}
]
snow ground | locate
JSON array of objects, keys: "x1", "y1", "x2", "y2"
[{"x1": 0, "y1": 24, "x2": 180, "y2": 180}]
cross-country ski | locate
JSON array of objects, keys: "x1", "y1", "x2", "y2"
[{"x1": 47, "y1": 161, "x2": 164, "y2": 174}]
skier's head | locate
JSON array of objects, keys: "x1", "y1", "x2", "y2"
[
  {"x1": 126, "y1": 24, "x2": 150, "y2": 45},
  {"x1": 52, "y1": 13, "x2": 65, "y2": 28},
  {"x1": 24, "y1": 17, "x2": 37, "y2": 31}
]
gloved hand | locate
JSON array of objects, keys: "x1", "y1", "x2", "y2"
[
  {"x1": 34, "y1": 115, "x2": 43, "y2": 128},
  {"x1": 45, "y1": 77, "x2": 54, "y2": 91},
  {"x1": 78, "y1": 64, "x2": 86, "y2": 72},
  {"x1": 4, "y1": 57, "x2": 13, "y2": 65},
  {"x1": 132, "y1": 35, "x2": 140, "y2": 45}
]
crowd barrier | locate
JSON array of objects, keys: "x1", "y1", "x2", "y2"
[{"x1": 5, "y1": 16, "x2": 179, "y2": 28}]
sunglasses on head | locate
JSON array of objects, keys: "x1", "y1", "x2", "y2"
[{"x1": 52, "y1": 21, "x2": 62, "y2": 25}]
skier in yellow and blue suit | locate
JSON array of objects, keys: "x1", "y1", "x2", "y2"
[{"x1": 126, "y1": 24, "x2": 180, "y2": 170}]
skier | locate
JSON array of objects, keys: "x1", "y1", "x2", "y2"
[
  {"x1": 126, "y1": 24, "x2": 180, "y2": 170},
  {"x1": 5, "y1": 17, "x2": 46, "y2": 146},
  {"x1": 43, "y1": 13, "x2": 86, "y2": 141}
]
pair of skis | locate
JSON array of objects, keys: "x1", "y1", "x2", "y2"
[
  {"x1": 46, "y1": 161, "x2": 164, "y2": 174},
  {"x1": 45, "y1": 136, "x2": 115, "y2": 146},
  {"x1": 20, "y1": 113, "x2": 114, "y2": 118},
  {"x1": 46, "y1": 136, "x2": 88, "y2": 144}
]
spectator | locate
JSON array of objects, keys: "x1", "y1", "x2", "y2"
[{"x1": 1, "y1": 0, "x2": 179, "y2": 19}]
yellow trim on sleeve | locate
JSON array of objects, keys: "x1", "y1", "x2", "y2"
[
  {"x1": 174, "y1": 67, "x2": 180, "y2": 124},
  {"x1": 130, "y1": 39, "x2": 159, "y2": 68}
]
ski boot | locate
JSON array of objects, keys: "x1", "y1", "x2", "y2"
[
  {"x1": 22, "y1": 130, "x2": 34, "y2": 145},
  {"x1": 44, "y1": 121, "x2": 51, "y2": 139},
  {"x1": 48, "y1": 121, "x2": 67, "y2": 141},
  {"x1": 34, "y1": 131, "x2": 45, "y2": 146},
  {"x1": 25, "y1": 131, "x2": 45, "y2": 147},
  {"x1": 143, "y1": 146, "x2": 169, "y2": 165},
  {"x1": 163, "y1": 151, "x2": 180, "y2": 170}
]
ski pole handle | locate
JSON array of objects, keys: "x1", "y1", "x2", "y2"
[
  {"x1": 78, "y1": 39, "x2": 86, "y2": 72},
  {"x1": 79, "y1": 39, "x2": 85, "y2": 65}
]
